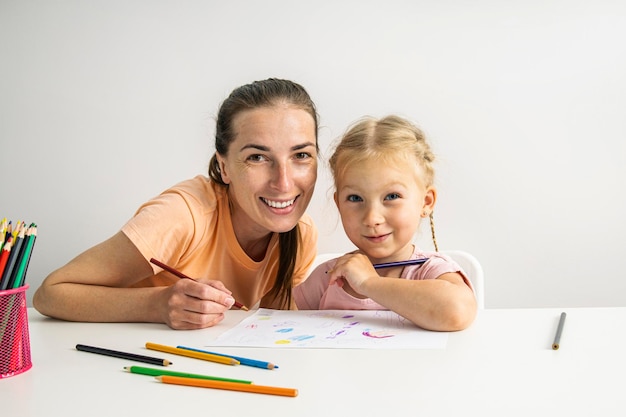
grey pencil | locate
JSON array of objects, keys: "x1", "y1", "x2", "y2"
[{"x1": 552, "y1": 312, "x2": 566, "y2": 350}]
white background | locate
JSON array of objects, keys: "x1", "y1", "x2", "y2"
[{"x1": 1, "y1": 0, "x2": 625, "y2": 308}]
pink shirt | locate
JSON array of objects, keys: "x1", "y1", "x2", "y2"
[
  {"x1": 121, "y1": 175, "x2": 318, "y2": 308},
  {"x1": 294, "y1": 249, "x2": 473, "y2": 310}
]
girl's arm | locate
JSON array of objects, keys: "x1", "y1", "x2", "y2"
[
  {"x1": 327, "y1": 253, "x2": 477, "y2": 331},
  {"x1": 32, "y1": 231, "x2": 235, "y2": 329}
]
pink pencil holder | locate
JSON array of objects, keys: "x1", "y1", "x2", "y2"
[{"x1": 0, "y1": 284, "x2": 32, "y2": 379}]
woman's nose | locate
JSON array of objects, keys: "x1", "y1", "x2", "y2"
[{"x1": 271, "y1": 162, "x2": 294, "y2": 192}]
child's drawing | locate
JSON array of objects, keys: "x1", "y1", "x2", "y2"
[{"x1": 211, "y1": 309, "x2": 448, "y2": 349}]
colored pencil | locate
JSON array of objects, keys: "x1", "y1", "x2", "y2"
[
  {"x1": 373, "y1": 258, "x2": 429, "y2": 269},
  {"x1": 0, "y1": 217, "x2": 7, "y2": 251},
  {"x1": 75, "y1": 344, "x2": 173, "y2": 366},
  {"x1": 552, "y1": 312, "x2": 567, "y2": 350},
  {"x1": 145, "y1": 342, "x2": 239, "y2": 366},
  {"x1": 0, "y1": 235, "x2": 13, "y2": 283},
  {"x1": 0, "y1": 225, "x2": 24, "y2": 290},
  {"x1": 177, "y1": 345, "x2": 278, "y2": 370},
  {"x1": 149, "y1": 258, "x2": 248, "y2": 311},
  {"x1": 155, "y1": 375, "x2": 299, "y2": 397},
  {"x1": 11, "y1": 224, "x2": 37, "y2": 288},
  {"x1": 124, "y1": 365, "x2": 252, "y2": 384}
]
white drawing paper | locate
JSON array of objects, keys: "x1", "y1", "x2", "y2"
[{"x1": 211, "y1": 309, "x2": 448, "y2": 349}]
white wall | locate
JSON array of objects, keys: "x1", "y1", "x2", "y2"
[{"x1": 1, "y1": 0, "x2": 625, "y2": 309}]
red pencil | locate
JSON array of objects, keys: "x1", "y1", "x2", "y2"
[
  {"x1": 0, "y1": 235, "x2": 13, "y2": 280},
  {"x1": 149, "y1": 258, "x2": 249, "y2": 311}
]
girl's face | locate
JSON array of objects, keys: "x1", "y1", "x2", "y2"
[
  {"x1": 217, "y1": 104, "x2": 317, "y2": 242},
  {"x1": 334, "y1": 155, "x2": 435, "y2": 263}
]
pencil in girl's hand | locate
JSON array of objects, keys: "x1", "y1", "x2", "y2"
[
  {"x1": 75, "y1": 344, "x2": 172, "y2": 366},
  {"x1": 155, "y1": 375, "x2": 299, "y2": 397},
  {"x1": 149, "y1": 258, "x2": 249, "y2": 310},
  {"x1": 373, "y1": 258, "x2": 429, "y2": 269}
]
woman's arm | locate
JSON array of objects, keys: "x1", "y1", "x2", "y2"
[
  {"x1": 32, "y1": 231, "x2": 235, "y2": 329},
  {"x1": 327, "y1": 253, "x2": 477, "y2": 331}
]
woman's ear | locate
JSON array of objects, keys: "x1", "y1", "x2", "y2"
[
  {"x1": 215, "y1": 153, "x2": 231, "y2": 185},
  {"x1": 421, "y1": 187, "x2": 437, "y2": 217}
]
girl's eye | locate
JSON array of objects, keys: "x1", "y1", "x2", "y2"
[
  {"x1": 294, "y1": 152, "x2": 312, "y2": 160},
  {"x1": 385, "y1": 193, "x2": 401, "y2": 201},
  {"x1": 347, "y1": 195, "x2": 363, "y2": 202}
]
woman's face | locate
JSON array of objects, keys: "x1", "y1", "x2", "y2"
[{"x1": 216, "y1": 104, "x2": 317, "y2": 242}]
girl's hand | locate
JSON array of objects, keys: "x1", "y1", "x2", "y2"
[
  {"x1": 327, "y1": 253, "x2": 380, "y2": 295},
  {"x1": 157, "y1": 278, "x2": 235, "y2": 330}
]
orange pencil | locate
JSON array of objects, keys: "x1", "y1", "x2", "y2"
[
  {"x1": 149, "y1": 258, "x2": 248, "y2": 311},
  {"x1": 145, "y1": 342, "x2": 239, "y2": 366},
  {"x1": 155, "y1": 375, "x2": 299, "y2": 397}
]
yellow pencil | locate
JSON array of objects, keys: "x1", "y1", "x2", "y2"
[
  {"x1": 155, "y1": 375, "x2": 298, "y2": 397},
  {"x1": 145, "y1": 342, "x2": 239, "y2": 366}
]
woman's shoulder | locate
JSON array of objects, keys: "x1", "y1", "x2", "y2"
[
  {"x1": 167, "y1": 175, "x2": 217, "y2": 196},
  {"x1": 161, "y1": 175, "x2": 222, "y2": 211}
]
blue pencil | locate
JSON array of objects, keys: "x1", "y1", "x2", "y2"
[
  {"x1": 373, "y1": 258, "x2": 428, "y2": 269},
  {"x1": 177, "y1": 346, "x2": 278, "y2": 370}
]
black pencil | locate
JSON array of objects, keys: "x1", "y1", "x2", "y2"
[{"x1": 75, "y1": 344, "x2": 172, "y2": 366}]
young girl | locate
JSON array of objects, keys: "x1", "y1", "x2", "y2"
[{"x1": 294, "y1": 115, "x2": 476, "y2": 331}]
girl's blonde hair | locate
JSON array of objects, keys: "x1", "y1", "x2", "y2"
[{"x1": 329, "y1": 115, "x2": 440, "y2": 251}]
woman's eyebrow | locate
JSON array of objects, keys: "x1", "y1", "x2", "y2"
[
  {"x1": 239, "y1": 142, "x2": 316, "y2": 152},
  {"x1": 239, "y1": 143, "x2": 270, "y2": 152}
]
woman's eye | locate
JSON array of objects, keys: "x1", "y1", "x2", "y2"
[
  {"x1": 294, "y1": 152, "x2": 312, "y2": 160},
  {"x1": 385, "y1": 193, "x2": 400, "y2": 201},
  {"x1": 247, "y1": 154, "x2": 267, "y2": 162},
  {"x1": 347, "y1": 195, "x2": 363, "y2": 202}
]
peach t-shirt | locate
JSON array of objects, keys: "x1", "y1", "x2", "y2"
[{"x1": 121, "y1": 175, "x2": 317, "y2": 308}]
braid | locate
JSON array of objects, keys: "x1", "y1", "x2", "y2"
[{"x1": 429, "y1": 212, "x2": 439, "y2": 252}]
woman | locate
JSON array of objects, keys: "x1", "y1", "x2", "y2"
[{"x1": 33, "y1": 78, "x2": 319, "y2": 329}]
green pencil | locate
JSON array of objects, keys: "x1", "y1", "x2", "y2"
[
  {"x1": 11, "y1": 224, "x2": 37, "y2": 288},
  {"x1": 123, "y1": 365, "x2": 253, "y2": 384}
]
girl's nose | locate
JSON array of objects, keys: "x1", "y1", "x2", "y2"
[{"x1": 363, "y1": 205, "x2": 384, "y2": 227}]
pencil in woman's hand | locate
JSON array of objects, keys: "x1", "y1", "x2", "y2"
[{"x1": 149, "y1": 258, "x2": 248, "y2": 310}]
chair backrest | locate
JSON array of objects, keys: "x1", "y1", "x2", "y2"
[
  {"x1": 311, "y1": 250, "x2": 485, "y2": 309},
  {"x1": 440, "y1": 250, "x2": 485, "y2": 309}
]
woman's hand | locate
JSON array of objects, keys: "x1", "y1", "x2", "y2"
[{"x1": 157, "y1": 278, "x2": 236, "y2": 330}]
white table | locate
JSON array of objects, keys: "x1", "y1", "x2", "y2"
[{"x1": 1, "y1": 307, "x2": 625, "y2": 416}]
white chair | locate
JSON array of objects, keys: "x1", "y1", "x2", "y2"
[
  {"x1": 311, "y1": 250, "x2": 485, "y2": 309},
  {"x1": 440, "y1": 250, "x2": 485, "y2": 309}
]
